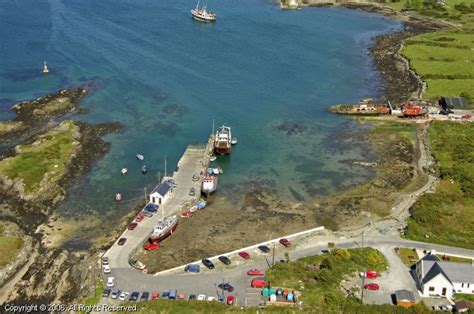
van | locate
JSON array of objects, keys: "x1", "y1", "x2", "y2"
[{"x1": 169, "y1": 289, "x2": 178, "y2": 300}]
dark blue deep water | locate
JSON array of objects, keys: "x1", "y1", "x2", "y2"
[{"x1": 0, "y1": 1, "x2": 401, "y2": 226}]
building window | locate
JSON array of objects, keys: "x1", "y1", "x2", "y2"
[{"x1": 429, "y1": 287, "x2": 435, "y2": 292}]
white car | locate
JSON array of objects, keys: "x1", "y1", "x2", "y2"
[
  {"x1": 119, "y1": 291, "x2": 130, "y2": 301},
  {"x1": 106, "y1": 276, "x2": 115, "y2": 287},
  {"x1": 207, "y1": 296, "x2": 216, "y2": 302},
  {"x1": 197, "y1": 294, "x2": 206, "y2": 301},
  {"x1": 103, "y1": 265, "x2": 111, "y2": 274}
]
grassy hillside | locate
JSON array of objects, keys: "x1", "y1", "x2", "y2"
[
  {"x1": 406, "y1": 121, "x2": 474, "y2": 249},
  {"x1": 0, "y1": 224, "x2": 24, "y2": 269},
  {"x1": 390, "y1": 0, "x2": 474, "y2": 102}
]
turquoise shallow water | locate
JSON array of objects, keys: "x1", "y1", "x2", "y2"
[{"x1": 0, "y1": 1, "x2": 401, "y2": 224}]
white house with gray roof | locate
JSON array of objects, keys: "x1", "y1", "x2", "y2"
[
  {"x1": 413, "y1": 254, "x2": 474, "y2": 299},
  {"x1": 149, "y1": 182, "x2": 172, "y2": 205}
]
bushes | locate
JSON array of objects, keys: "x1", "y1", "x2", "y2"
[{"x1": 367, "y1": 251, "x2": 385, "y2": 266}]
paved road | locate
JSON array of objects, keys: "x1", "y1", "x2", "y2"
[{"x1": 101, "y1": 232, "x2": 474, "y2": 307}]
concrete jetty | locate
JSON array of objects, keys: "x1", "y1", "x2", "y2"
[{"x1": 104, "y1": 136, "x2": 214, "y2": 273}]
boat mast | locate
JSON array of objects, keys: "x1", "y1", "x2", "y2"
[
  {"x1": 195, "y1": 0, "x2": 200, "y2": 10},
  {"x1": 164, "y1": 155, "x2": 167, "y2": 178}
]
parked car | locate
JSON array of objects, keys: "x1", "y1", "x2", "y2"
[
  {"x1": 251, "y1": 278, "x2": 267, "y2": 288},
  {"x1": 106, "y1": 277, "x2": 115, "y2": 287},
  {"x1": 189, "y1": 187, "x2": 195, "y2": 196},
  {"x1": 247, "y1": 269, "x2": 265, "y2": 276},
  {"x1": 102, "y1": 256, "x2": 109, "y2": 265},
  {"x1": 188, "y1": 294, "x2": 197, "y2": 300},
  {"x1": 161, "y1": 291, "x2": 170, "y2": 299},
  {"x1": 366, "y1": 270, "x2": 377, "y2": 279},
  {"x1": 111, "y1": 289, "x2": 121, "y2": 299},
  {"x1": 238, "y1": 251, "x2": 250, "y2": 259},
  {"x1": 197, "y1": 294, "x2": 206, "y2": 301},
  {"x1": 258, "y1": 245, "x2": 270, "y2": 253},
  {"x1": 151, "y1": 292, "x2": 159, "y2": 300},
  {"x1": 140, "y1": 292, "x2": 150, "y2": 301},
  {"x1": 169, "y1": 289, "x2": 177, "y2": 300},
  {"x1": 135, "y1": 213, "x2": 145, "y2": 222},
  {"x1": 364, "y1": 283, "x2": 380, "y2": 291},
  {"x1": 144, "y1": 203, "x2": 158, "y2": 213},
  {"x1": 178, "y1": 293, "x2": 186, "y2": 300},
  {"x1": 103, "y1": 265, "x2": 111, "y2": 274},
  {"x1": 226, "y1": 295, "x2": 235, "y2": 305},
  {"x1": 129, "y1": 291, "x2": 140, "y2": 301},
  {"x1": 218, "y1": 256, "x2": 231, "y2": 265},
  {"x1": 167, "y1": 179, "x2": 177, "y2": 187},
  {"x1": 118, "y1": 238, "x2": 127, "y2": 245},
  {"x1": 202, "y1": 259, "x2": 215, "y2": 270},
  {"x1": 218, "y1": 283, "x2": 234, "y2": 292},
  {"x1": 102, "y1": 288, "x2": 111, "y2": 297},
  {"x1": 185, "y1": 264, "x2": 200, "y2": 273},
  {"x1": 128, "y1": 222, "x2": 138, "y2": 230},
  {"x1": 207, "y1": 296, "x2": 216, "y2": 301},
  {"x1": 321, "y1": 249, "x2": 330, "y2": 254},
  {"x1": 279, "y1": 238, "x2": 291, "y2": 247},
  {"x1": 144, "y1": 243, "x2": 160, "y2": 251},
  {"x1": 119, "y1": 291, "x2": 130, "y2": 301},
  {"x1": 462, "y1": 114, "x2": 472, "y2": 119}
]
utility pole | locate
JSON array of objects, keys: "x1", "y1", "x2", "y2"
[
  {"x1": 272, "y1": 242, "x2": 276, "y2": 269},
  {"x1": 360, "y1": 271, "x2": 366, "y2": 304},
  {"x1": 361, "y1": 231, "x2": 365, "y2": 248}
]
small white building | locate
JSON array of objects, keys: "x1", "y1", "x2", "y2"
[
  {"x1": 413, "y1": 254, "x2": 474, "y2": 299},
  {"x1": 149, "y1": 182, "x2": 172, "y2": 205}
]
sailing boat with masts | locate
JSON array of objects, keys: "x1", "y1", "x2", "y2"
[{"x1": 191, "y1": 0, "x2": 216, "y2": 23}]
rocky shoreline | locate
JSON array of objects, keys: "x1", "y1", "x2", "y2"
[{"x1": 0, "y1": 86, "x2": 122, "y2": 306}]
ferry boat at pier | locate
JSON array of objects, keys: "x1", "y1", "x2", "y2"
[
  {"x1": 191, "y1": 1, "x2": 216, "y2": 23},
  {"x1": 149, "y1": 215, "x2": 178, "y2": 243},
  {"x1": 201, "y1": 175, "x2": 218, "y2": 197},
  {"x1": 214, "y1": 125, "x2": 232, "y2": 155}
]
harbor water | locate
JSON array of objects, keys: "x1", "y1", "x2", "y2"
[{"x1": 0, "y1": 0, "x2": 401, "y2": 240}]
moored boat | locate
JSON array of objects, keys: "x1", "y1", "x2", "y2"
[
  {"x1": 42, "y1": 61, "x2": 49, "y2": 74},
  {"x1": 149, "y1": 215, "x2": 178, "y2": 243},
  {"x1": 121, "y1": 167, "x2": 128, "y2": 175},
  {"x1": 191, "y1": 1, "x2": 216, "y2": 23},
  {"x1": 115, "y1": 193, "x2": 122, "y2": 202},
  {"x1": 201, "y1": 175, "x2": 218, "y2": 197},
  {"x1": 214, "y1": 125, "x2": 232, "y2": 155},
  {"x1": 210, "y1": 155, "x2": 217, "y2": 162},
  {"x1": 136, "y1": 153, "x2": 144, "y2": 161},
  {"x1": 142, "y1": 165, "x2": 147, "y2": 174},
  {"x1": 231, "y1": 138, "x2": 238, "y2": 145}
]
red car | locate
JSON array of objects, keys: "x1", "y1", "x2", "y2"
[
  {"x1": 151, "y1": 292, "x2": 159, "y2": 300},
  {"x1": 135, "y1": 213, "x2": 145, "y2": 222},
  {"x1": 462, "y1": 114, "x2": 472, "y2": 119},
  {"x1": 251, "y1": 278, "x2": 267, "y2": 288},
  {"x1": 366, "y1": 270, "x2": 377, "y2": 279},
  {"x1": 118, "y1": 237, "x2": 127, "y2": 245},
  {"x1": 178, "y1": 294, "x2": 186, "y2": 300},
  {"x1": 364, "y1": 283, "x2": 380, "y2": 291},
  {"x1": 144, "y1": 243, "x2": 160, "y2": 251},
  {"x1": 279, "y1": 238, "x2": 291, "y2": 247},
  {"x1": 239, "y1": 251, "x2": 250, "y2": 259},
  {"x1": 226, "y1": 295, "x2": 235, "y2": 305},
  {"x1": 128, "y1": 222, "x2": 138, "y2": 230},
  {"x1": 247, "y1": 269, "x2": 265, "y2": 276}
]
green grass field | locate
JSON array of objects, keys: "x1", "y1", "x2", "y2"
[
  {"x1": 406, "y1": 121, "x2": 474, "y2": 249},
  {"x1": 0, "y1": 120, "x2": 79, "y2": 195},
  {"x1": 396, "y1": 247, "x2": 419, "y2": 267},
  {"x1": 390, "y1": 0, "x2": 474, "y2": 102},
  {"x1": 0, "y1": 224, "x2": 24, "y2": 269}
]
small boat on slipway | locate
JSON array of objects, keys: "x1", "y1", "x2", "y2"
[
  {"x1": 201, "y1": 175, "x2": 218, "y2": 197},
  {"x1": 149, "y1": 215, "x2": 178, "y2": 243},
  {"x1": 191, "y1": 1, "x2": 216, "y2": 23}
]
